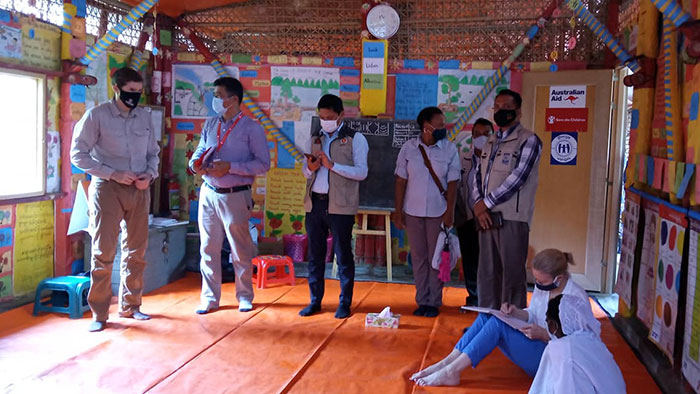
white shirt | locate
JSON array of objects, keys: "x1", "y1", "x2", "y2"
[
  {"x1": 529, "y1": 332, "x2": 626, "y2": 394},
  {"x1": 395, "y1": 137, "x2": 461, "y2": 218},
  {"x1": 525, "y1": 278, "x2": 599, "y2": 336},
  {"x1": 302, "y1": 123, "x2": 369, "y2": 193}
]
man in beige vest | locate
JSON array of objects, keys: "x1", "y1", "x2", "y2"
[
  {"x1": 471, "y1": 89, "x2": 542, "y2": 309},
  {"x1": 300, "y1": 94, "x2": 368, "y2": 319},
  {"x1": 455, "y1": 118, "x2": 493, "y2": 308}
]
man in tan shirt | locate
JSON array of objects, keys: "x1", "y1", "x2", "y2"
[{"x1": 71, "y1": 67, "x2": 160, "y2": 332}]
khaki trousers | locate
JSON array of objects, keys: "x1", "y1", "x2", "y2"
[
  {"x1": 405, "y1": 214, "x2": 444, "y2": 308},
  {"x1": 87, "y1": 179, "x2": 150, "y2": 322},
  {"x1": 477, "y1": 219, "x2": 530, "y2": 309},
  {"x1": 198, "y1": 186, "x2": 256, "y2": 309}
]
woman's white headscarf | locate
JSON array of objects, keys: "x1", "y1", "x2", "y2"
[
  {"x1": 530, "y1": 294, "x2": 625, "y2": 394},
  {"x1": 558, "y1": 294, "x2": 601, "y2": 337}
]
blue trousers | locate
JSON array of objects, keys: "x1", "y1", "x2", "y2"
[
  {"x1": 455, "y1": 313, "x2": 546, "y2": 377},
  {"x1": 305, "y1": 196, "x2": 355, "y2": 307}
]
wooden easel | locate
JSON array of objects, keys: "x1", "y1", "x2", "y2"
[{"x1": 332, "y1": 209, "x2": 393, "y2": 282}]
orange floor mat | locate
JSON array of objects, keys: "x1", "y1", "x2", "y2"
[{"x1": 0, "y1": 273, "x2": 660, "y2": 393}]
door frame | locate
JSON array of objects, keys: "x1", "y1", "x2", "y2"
[
  {"x1": 521, "y1": 69, "x2": 617, "y2": 292},
  {"x1": 602, "y1": 67, "x2": 633, "y2": 293}
]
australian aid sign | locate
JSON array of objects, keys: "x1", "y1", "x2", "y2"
[{"x1": 549, "y1": 85, "x2": 586, "y2": 108}]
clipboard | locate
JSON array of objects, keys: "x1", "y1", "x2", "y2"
[{"x1": 194, "y1": 147, "x2": 214, "y2": 169}]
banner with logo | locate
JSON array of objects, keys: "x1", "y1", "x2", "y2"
[
  {"x1": 545, "y1": 107, "x2": 589, "y2": 132},
  {"x1": 550, "y1": 132, "x2": 578, "y2": 166},
  {"x1": 549, "y1": 85, "x2": 587, "y2": 108}
]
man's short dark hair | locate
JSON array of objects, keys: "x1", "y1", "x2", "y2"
[
  {"x1": 496, "y1": 89, "x2": 522, "y2": 109},
  {"x1": 473, "y1": 118, "x2": 494, "y2": 130},
  {"x1": 416, "y1": 106, "x2": 444, "y2": 128},
  {"x1": 112, "y1": 67, "x2": 143, "y2": 89},
  {"x1": 214, "y1": 77, "x2": 244, "y2": 103},
  {"x1": 317, "y1": 94, "x2": 344, "y2": 114}
]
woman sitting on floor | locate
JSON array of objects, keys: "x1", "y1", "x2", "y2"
[
  {"x1": 529, "y1": 294, "x2": 625, "y2": 393},
  {"x1": 410, "y1": 248, "x2": 597, "y2": 386}
]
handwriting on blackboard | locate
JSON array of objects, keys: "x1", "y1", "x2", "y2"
[
  {"x1": 346, "y1": 120, "x2": 390, "y2": 137},
  {"x1": 393, "y1": 122, "x2": 420, "y2": 148}
]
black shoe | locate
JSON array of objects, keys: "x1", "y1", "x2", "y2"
[
  {"x1": 424, "y1": 306, "x2": 439, "y2": 318},
  {"x1": 413, "y1": 305, "x2": 428, "y2": 316},
  {"x1": 334, "y1": 304, "x2": 351, "y2": 319},
  {"x1": 299, "y1": 304, "x2": 321, "y2": 317}
]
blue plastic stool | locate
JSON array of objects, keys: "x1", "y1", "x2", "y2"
[{"x1": 33, "y1": 276, "x2": 91, "y2": 319}]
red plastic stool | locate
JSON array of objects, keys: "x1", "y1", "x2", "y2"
[{"x1": 252, "y1": 255, "x2": 296, "y2": 289}]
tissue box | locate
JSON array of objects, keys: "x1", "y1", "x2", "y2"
[{"x1": 365, "y1": 313, "x2": 401, "y2": 329}]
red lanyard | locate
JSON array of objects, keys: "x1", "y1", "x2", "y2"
[{"x1": 216, "y1": 112, "x2": 244, "y2": 151}]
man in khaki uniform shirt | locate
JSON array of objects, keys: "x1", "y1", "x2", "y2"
[{"x1": 71, "y1": 67, "x2": 160, "y2": 332}]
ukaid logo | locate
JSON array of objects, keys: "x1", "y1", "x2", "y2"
[
  {"x1": 550, "y1": 132, "x2": 578, "y2": 165},
  {"x1": 549, "y1": 85, "x2": 586, "y2": 108}
]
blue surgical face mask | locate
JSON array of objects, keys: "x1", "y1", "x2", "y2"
[
  {"x1": 212, "y1": 97, "x2": 226, "y2": 115},
  {"x1": 535, "y1": 275, "x2": 561, "y2": 291}
]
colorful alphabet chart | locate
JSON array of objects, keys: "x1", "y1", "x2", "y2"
[
  {"x1": 683, "y1": 214, "x2": 700, "y2": 392},
  {"x1": 615, "y1": 191, "x2": 641, "y2": 308},
  {"x1": 649, "y1": 203, "x2": 686, "y2": 362},
  {"x1": 637, "y1": 198, "x2": 660, "y2": 329}
]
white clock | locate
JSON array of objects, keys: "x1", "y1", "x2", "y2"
[{"x1": 366, "y1": 4, "x2": 400, "y2": 40}]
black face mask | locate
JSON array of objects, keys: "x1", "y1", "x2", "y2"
[
  {"x1": 535, "y1": 277, "x2": 560, "y2": 292},
  {"x1": 118, "y1": 90, "x2": 141, "y2": 109},
  {"x1": 494, "y1": 109, "x2": 517, "y2": 127},
  {"x1": 432, "y1": 128, "x2": 447, "y2": 141}
]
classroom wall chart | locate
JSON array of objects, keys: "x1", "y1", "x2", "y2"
[
  {"x1": 649, "y1": 203, "x2": 686, "y2": 362},
  {"x1": 172, "y1": 63, "x2": 241, "y2": 119},
  {"x1": 683, "y1": 215, "x2": 700, "y2": 393},
  {"x1": 436, "y1": 67, "x2": 510, "y2": 124},
  {"x1": 637, "y1": 198, "x2": 660, "y2": 329},
  {"x1": 615, "y1": 190, "x2": 641, "y2": 309}
]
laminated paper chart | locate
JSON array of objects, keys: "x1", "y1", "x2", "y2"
[
  {"x1": 683, "y1": 214, "x2": 700, "y2": 392},
  {"x1": 615, "y1": 191, "x2": 641, "y2": 308},
  {"x1": 649, "y1": 203, "x2": 686, "y2": 362},
  {"x1": 637, "y1": 198, "x2": 660, "y2": 329}
]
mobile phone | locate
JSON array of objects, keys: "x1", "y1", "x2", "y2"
[{"x1": 304, "y1": 153, "x2": 317, "y2": 162}]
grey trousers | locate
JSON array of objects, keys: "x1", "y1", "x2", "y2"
[
  {"x1": 477, "y1": 219, "x2": 530, "y2": 309},
  {"x1": 87, "y1": 179, "x2": 150, "y2": 322},
  {"x1": 405, "y1": 214, "x2": 444, "y2": 308},
  {"x1": 198, "y1": 186, "x2": 257, "y2": 309}
]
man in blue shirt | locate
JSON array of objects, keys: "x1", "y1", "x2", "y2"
[
  {"x1": 300, "y1": 94, "x2": 369, "y2": 318},
  {"x1": 189, "y1": 77, "x2": 271, "y2": 314}
]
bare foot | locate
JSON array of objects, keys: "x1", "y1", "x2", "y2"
[
  {"x1": 410, "y1": 350, "x2": 461, "y2": 381},
  {"x1": 410, "y1": 363, "x2": 442, "y2": 381},
  {"x1": 416, "y1": 368, "x2": 460, "y2": 386}
]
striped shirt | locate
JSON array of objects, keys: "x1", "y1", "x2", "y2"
[{"x1": 471, "y1": 123, "x2": 542, "y2": 209}]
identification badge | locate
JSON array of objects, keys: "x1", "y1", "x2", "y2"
[{"x1": 502, "y1": 152, "x2": 512, "y2": 165}]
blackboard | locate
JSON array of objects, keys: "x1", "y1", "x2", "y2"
[{"x1": 310, "y1": 117, "x2": 421, "y2": 210}]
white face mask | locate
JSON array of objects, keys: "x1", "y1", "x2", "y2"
[
  {"x1": 472, "y1": 135, "x2": 488, "y2": 150},
  {"x1": 320, "y1": 119, "x2": 338, "y2": 133},
  {"x1": 212, "y1": 97, "x2": 226, "y2": 115}
]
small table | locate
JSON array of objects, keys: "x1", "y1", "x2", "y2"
[{"x1": 332, "y1": 209, "x2": 393, "y2": 282}]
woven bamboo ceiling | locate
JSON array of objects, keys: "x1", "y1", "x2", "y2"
[{"x1": 122, "y1": 0, "x2": 611, "y2": 65}]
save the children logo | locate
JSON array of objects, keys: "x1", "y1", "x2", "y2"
[{"x1": 549, "y1": 85, "x2": 586, "y2": 108}]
